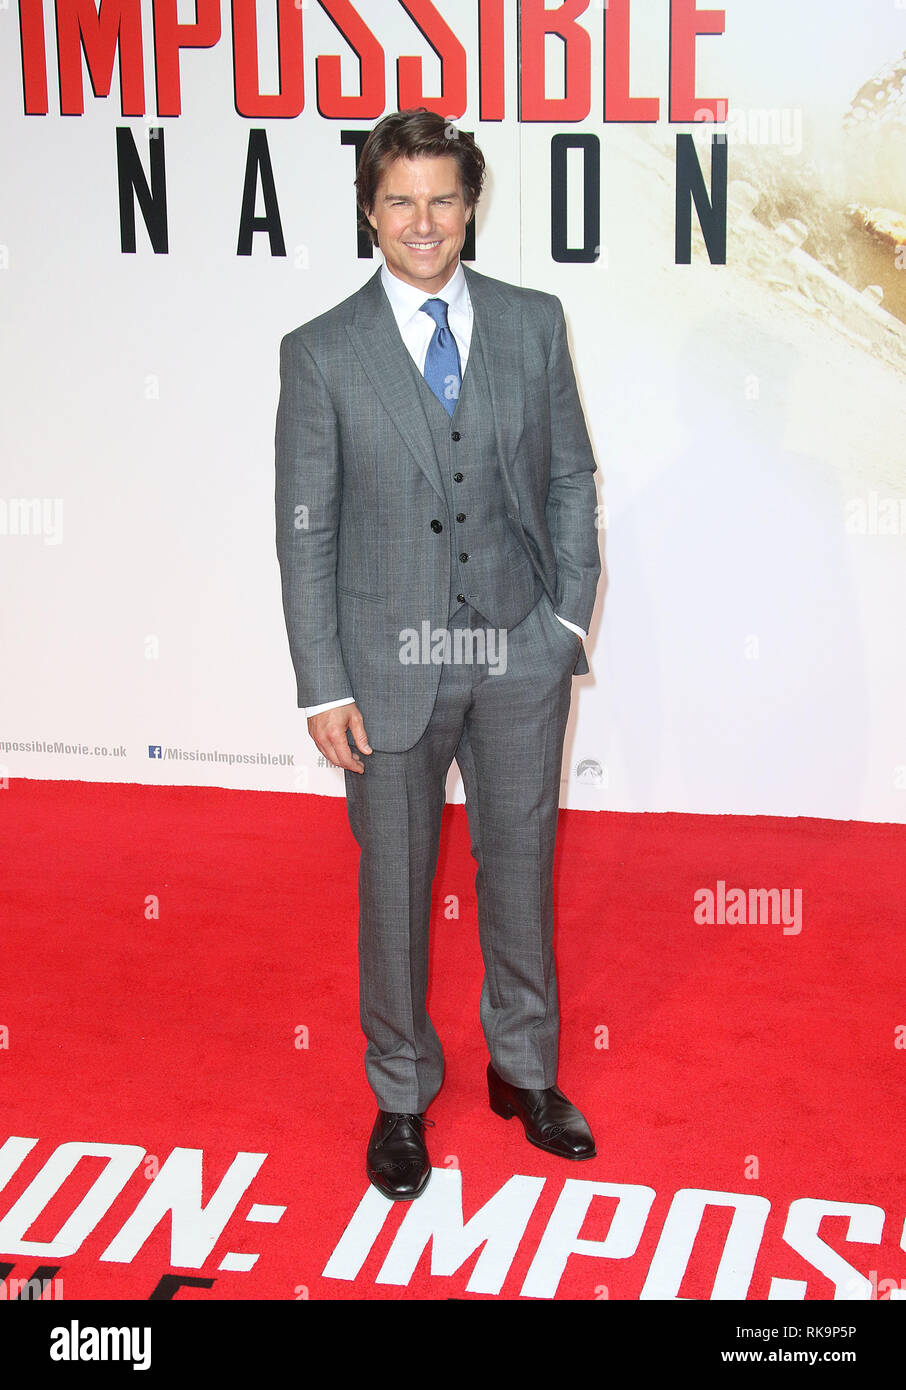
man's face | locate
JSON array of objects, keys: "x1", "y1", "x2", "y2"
[{"x1": 366, "y1": 154, "x2": 472, "y2": 293}]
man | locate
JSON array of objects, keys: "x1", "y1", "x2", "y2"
[{"x1": 276, "y1": 109, "x2": 601, "y2": 1201}]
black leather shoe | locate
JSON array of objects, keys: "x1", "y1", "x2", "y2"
[
  {"x1": 366, "y1": 1110, "x2": 434, "y2": 1200},
  {"x1": 487, "y1": 1063, "x2": 596, "y2": 1160}
]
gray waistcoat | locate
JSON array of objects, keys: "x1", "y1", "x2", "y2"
[{"x1": 402, "y1": 314, "x2": 541, "y2": 628}]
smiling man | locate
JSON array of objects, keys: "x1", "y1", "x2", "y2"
[
  {"x1": 369, "y1": 152, "x2": 465, "y2": 291},
  {"x1": 275, "y1": 109, "x2": 602, "y2": 1201}
]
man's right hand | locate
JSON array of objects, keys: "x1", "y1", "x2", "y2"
[{"x1": 307, "y1": 704, "x2": 372, "y2": 773}]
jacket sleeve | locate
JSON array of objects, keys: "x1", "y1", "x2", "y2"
[
  {"x1": 543, "y1": 298, "x2": 601, "y2": 634},
  {"x1": 275, "y1": 331, "x2": 355, "y2": 710}
]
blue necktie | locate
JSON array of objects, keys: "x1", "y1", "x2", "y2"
[{"x1": 421, "y1": 298, "x2": 461, "y2": 416}]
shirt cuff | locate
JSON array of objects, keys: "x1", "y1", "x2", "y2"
[
  {"x1": 304, "y1": 697, "x2": 355, "y2": 717},
  {"x1": 554, "y1": 614, "x2": 586, "y2": 640}
]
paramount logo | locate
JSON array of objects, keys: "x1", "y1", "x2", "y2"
[{"x1": 398, "y1": 621, "x2": 507, "y2": 674}]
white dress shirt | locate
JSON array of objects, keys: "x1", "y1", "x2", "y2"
[{"x1": 304, "y1": 260, "x2": 584, "y2": 718}]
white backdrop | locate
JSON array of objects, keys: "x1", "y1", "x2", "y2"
[{"x1": 2, "y1": 0, "x2": 905, "y2": 821}]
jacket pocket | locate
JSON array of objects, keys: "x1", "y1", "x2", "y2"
[{"x1": 337, "y1": 585, "x2": 385, "y2": 605}]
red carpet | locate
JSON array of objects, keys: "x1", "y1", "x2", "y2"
[{"x1": 1, "y1": 779, "x2": 904, "y2": 1302}]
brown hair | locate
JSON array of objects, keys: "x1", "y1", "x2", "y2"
[{"x1": 355, "y1": 109, "x2": 486, "y2": 246}]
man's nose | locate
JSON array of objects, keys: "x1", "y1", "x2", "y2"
[{"x1": 412, "y1": 204, "x2": 434, "y2": 232}]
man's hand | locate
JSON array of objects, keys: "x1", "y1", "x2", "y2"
[{"x1": 307, "y1": 703, "x2": 372, "y2": 773}]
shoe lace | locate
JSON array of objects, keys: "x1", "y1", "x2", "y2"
[{"x1": 379, "y1": 1112, "x2": 435, "y2": 1144}]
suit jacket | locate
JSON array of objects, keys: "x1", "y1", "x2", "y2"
[{"x1": 275, "y1": 262, "x2": 601, "y2": 752}]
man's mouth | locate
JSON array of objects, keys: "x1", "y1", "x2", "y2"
[{"x1": 404, "y1": 240, "x2": 442, "y2": 251}]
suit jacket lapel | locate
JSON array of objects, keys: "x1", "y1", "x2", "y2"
[
  {"x1": 464, "y1": 265, "x2": 525, "y2": 517},
  {"x1": 346, "y1": 268, "x2": 445, "y2": 501}
]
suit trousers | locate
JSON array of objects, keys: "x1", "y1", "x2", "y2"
[{"x1": 343, "y1": 591, "x2": 580, "y2": 1113}]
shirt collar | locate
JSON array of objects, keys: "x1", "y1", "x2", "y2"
[{"x1": 380, "y1": 259, "x2": 469, "y2": 331}]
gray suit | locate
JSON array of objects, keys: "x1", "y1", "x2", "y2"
[{"x1": 276, "y1": 262, "x2": 600, "y2": 1110}]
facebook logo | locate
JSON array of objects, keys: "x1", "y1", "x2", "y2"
[{"x1": 148, "y1": 745, "x2": 162, "y2": 759}]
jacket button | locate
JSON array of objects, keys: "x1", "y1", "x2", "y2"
[
  {"x1": 456, "y1": 512, "x2": 466, "y2": 522},
  {"x1": 457, "y1": 593, "x2": 466, "y2": 604},
  {"x1": 459, "y1": 552, "x2": 469, "y2": 562},
  {"x1": 453, "y1": 472, "x2": 464, "y2": 482},
  {"x1": 430, "y1": 519, "x2": 443, "y2": 533},
  {"x1": 451, "y1": 432, "x2": 461, "y2": 441}
]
